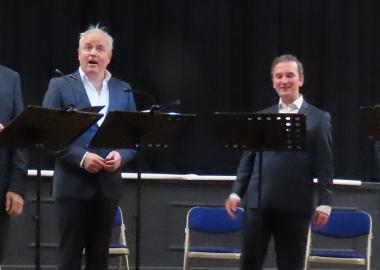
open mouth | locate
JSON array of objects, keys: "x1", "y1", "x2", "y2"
[{"x1": 88, "y1": 60, "x2": 98, "y2": 65}]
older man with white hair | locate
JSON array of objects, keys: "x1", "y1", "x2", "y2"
[{"x1": 43, "y1": 25, "x2": 136, "y2": 270}]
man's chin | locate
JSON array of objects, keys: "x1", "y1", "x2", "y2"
[
  {"x1": 87, "y1": 65, "x2": 98, "y2": 70},
  {"x1": 84, "y1": 67, "x2": 99, "y2": 74},
  {"x1": 279, "y1": 93, "x2": 290, "y2": 99}
]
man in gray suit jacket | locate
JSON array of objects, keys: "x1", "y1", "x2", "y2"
[
  {"x1": 225, "y1": 54, "x2": 333, "y2": 270},
  {"x1": 0, "y1": 65, "x2": 28, "y2": 265},
  {"x1": 43, "y1": 26, "x2": 136, "y2": 270}
]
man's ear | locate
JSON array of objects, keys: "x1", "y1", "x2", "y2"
[{"x1": 299, "y1": 75, "x2": 304, "y2": 87}]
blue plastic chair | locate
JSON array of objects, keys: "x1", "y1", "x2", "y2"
[
  {"x1": 305, "y1": 209, "x2": 372, "y2": 270},
  {"x1": 182, "y1": 206, "x2": 244, "y2": 270}
]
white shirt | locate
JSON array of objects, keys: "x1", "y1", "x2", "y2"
[
  {"x1": 278, "y1": 94, "x2": 303, "y2": 114},
  {"x1": 230, "y1": 94, "x2": 331, "y2": 216},
  {"x1": 78, "y1": 67, "x2": 111, "y2": 167},
  {"x1": 79, "y1": 67, "x2": 110, "y2": 126}
]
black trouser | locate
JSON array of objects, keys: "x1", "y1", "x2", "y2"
[
  {"x1": 56, "y1": 195, "x2": 118, "y2": 270},
  {"x1": 240, "y1": 208, "x2": 310, "y2": 270}
]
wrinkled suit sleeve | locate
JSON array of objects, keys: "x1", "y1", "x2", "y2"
[
  {"x1": 231, "y1": 150, "x2": 255, "y2": 198},
  {"x1": 8, "y1": 72, "x2": 28, "y2": 197},
  {"x1": 313, "y1": 112, "x2": 334, "y2": 206}
]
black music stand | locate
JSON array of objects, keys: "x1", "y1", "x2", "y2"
[
  {"x1": 213, "y1": 112, "x2": 306, "y2": 204},
  {"x1": 89, "y1": 110, "x2": 196, "y2": 270},
  {"x1": 0, "y1": 105, "x2": 102, "y2": 270}
]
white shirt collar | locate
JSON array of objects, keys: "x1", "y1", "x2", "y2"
[
  {"x1": 278, "y1": 95, "x2": 304, "y2": 113},
  {"x1": 78, "y1": 67, "x2": 111, "y2": 126},
  {"x1": 78, "y1": 67, "x2": 112, "y2": 83}
]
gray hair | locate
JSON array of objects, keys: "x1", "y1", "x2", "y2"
[
  {"x1": 271, "y1": 54, "x2": 304, "y2": 77},
  {"x1": 79, "y1": 25, "x2": 113, "y2": 52}
]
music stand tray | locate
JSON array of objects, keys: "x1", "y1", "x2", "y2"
[
  {"x1": 0, "y1": 105, "x2": 102, "y2": 149},
  {"x1": 89, "y1": 111, "x2": 196, "y2": 149},
  {"x1": 213, "y1": 112, "x2": 306, "y2": 151}
]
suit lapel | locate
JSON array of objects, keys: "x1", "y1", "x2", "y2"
[
  {"x1": 267, "y1": 104, "x2": 279, "y2": 113},
  {"x1": 71, "y1": 71, "x2": 91, "y2": 108},
  {"x1": 298, "y1": 99, "x2": 313, "y2": 135},
  {"x1": 107, "y1": 78, "x2": 117, "y2": 114},
  {"x1": 298, "y1": 99, "x2": 309, "y2": 115}
]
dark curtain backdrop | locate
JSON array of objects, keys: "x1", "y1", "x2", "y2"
[{"x1": 0, "y1": 0, "x2": 379, "y2": 179}]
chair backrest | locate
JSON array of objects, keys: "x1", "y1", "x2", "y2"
[
  {"x1": 113, "y1": 207, "x2": 123, "y2": 227},
  {"x1": 187, "y1": 206, "x2": 244, "y2": 234},
  {"x1": 312, "y1": 210, "x2": 371, "y2": 238},
  {"x1": 109, "y1": 207, "x2": 130, "y2": 270}
]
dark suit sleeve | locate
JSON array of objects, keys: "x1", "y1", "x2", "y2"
[
  {"x1": 7, "y1": 72, "x2": 28, "y2": 197},
  {"x1": 231, "y1": 150, "x2": 255, "y2": 198},
  {"x1": 42, "y1": 79, "x2": 87, "y2": 168},
  {"x1": 313, "y1": 112, "x2": 334, "y2": 206}
]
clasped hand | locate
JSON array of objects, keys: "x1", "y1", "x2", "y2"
[
  {"x1": 6, "y1": 191, "x2": 24, "y2": 217},
  {"x1": 83, "y1": 150, "x2": 122, "y2": 173}
]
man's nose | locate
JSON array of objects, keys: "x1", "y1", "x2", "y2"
[{"x1": 280, "y1": 78, "x2": 288, "y2": 84}]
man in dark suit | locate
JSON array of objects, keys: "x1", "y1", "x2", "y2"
[
  {"x1": 42, "y1": 26, "x2": 136, "y2": 270},
  {"x1": 225, "y1": 54, "x2": 333, "y2": 270},
  {"x1": 0, "y1": 65, "x2": 28, "y2": 265}
]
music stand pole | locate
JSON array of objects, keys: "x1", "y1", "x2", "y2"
[
  {"x1": 34, "y1": 144, "x2": 43, "y2": 270},
  {"x1": 134, "y1": 143, "x2": 142, "y2": 270}
]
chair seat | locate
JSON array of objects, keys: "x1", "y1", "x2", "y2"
[
  {"x1": 190, "y1": 246, "x2": 240, "y2": 253},
  {"x1": 187, "y1": 251, "x2": 241, "y2": 260},
  {"x1": 309, "y1": 256, "x2": 366, "y2": 265},
  {"x1": 310, "y1": 250, "x2": 365, "y2": 259},
  {"x1": 188, "y1": 246, "x2": 241, "y2": 259},
  {"x1": 110, "y1": 243, "x2": 128, "y2": 249},
  {"x1": 109, "y1": 243, "x2": 129, "y2": 256},
  {"x1": 309, "y1": 249, "x2": 366, "y2": 265},
  {"x1": 109, "y1": 248, "x2": 129, "y2": 255}
]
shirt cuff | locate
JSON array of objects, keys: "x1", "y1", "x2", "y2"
[
  {"x1": 316, "y1": 205, "x2": 331, "y2": 216},
  {"x1": 80, "y1": 151, "x2": 88, "y2": 168}
]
